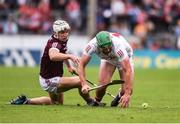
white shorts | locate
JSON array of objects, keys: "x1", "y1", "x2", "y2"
[
  {"x1": 101, "y1": 57, "x2": 134, "y2": 70},
  {"x1": 39, "y1": 76, "x2": 61, "y2": 94}
]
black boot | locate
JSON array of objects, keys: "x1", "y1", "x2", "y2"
[
  {"x1": 87, "y1": 99, "x2": 99, "y2": 106},
  {"x1": 111, "y1": 93, "x2": 121, "y2": 107},
  {"x1": 87, "y1": 98, "x2": 106, "y2": 107},
  {"x1": 10, "y1": 95, "x2": 28, "y2": 105}
]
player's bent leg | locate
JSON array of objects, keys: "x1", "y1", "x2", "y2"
[
  {"x1": 96, "y1": 60, "x2": 116, "y2": 102},
  {"x1": 95, "y1": 87, "x2": 107, "y2": 102},
  {"x1": 57, "y1": 76, "x2": 101, "y2": 106},
  {"x1": 28, "y1": 97, "x2": 52, "y2": 105},
  {"x1": 56, "y1": 76, "x2": 81, "y2": 92},
  {"x1": 77, "y1": 87, "x2": 98, "y2": 106},
  {"x1": 10, "y1": 94, "x2": 55, "y2": 105},
  {"x1": 22, "y1": 94, "x2": 63, "y2": 105}
]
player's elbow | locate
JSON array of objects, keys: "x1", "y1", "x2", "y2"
[{"x1": 49, "y1": 54, "x2": 58, "y2": 61}]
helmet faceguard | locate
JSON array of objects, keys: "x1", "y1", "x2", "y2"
[
  {"x1": 96, "y1": 31, "x2": 112, "y2": 48},
  {"x1": 53, "y1": 20, "x2": 70, "y2": 33}
]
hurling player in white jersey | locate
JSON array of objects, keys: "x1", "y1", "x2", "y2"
[{"x1": 78, "y1": 31, "x2": 134, "y2": 108}]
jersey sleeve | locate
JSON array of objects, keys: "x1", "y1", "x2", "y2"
[
  {"x1": 115, "y1": 45, "x2": 128, "y2": 62},
  {"x1": 49, "y1": 42, "x2": 60, "y2": 52},
  {"x1": 111, "y1": 33, "x2": 130, "y2": 62},
  {"x1": 82, "y1": 38, "x2": 96, "y2": 57}
]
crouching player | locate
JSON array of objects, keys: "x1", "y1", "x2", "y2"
[
  {"x1": 10, "y1": 20, "x2": 99, "y2": 106},
  {"x1": 78, "y1": 31, "x2": 134, "y2": 108}
]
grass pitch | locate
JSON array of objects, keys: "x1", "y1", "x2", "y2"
[{"x1": 0, "y1": 66, "x2": 180, "y2": 123}]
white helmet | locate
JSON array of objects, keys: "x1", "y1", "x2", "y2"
[{"x1": 53, "y1": 20, "x2": 70, "y2": 33}]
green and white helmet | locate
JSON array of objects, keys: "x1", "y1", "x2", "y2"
[
  {"x1": 53, "y1": 20, "x2": 70, "y2": 33},
  {"x1": 96, "y1": 31, "x2": 112, "y2": 47}
]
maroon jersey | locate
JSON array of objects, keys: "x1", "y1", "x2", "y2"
[{"x1": 40, "y1": 35, "x2": 67, "y2": 79}]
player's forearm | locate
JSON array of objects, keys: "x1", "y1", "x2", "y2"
[
  {"x1": 78, "y1": 64, "x2": 87, "y2": 86},
  {"x1": 124, "y1": 68, "x2": 134, "y2": 95},
  {"x1": 121, "y1": 59, "x2": 134, "y2": 95},
  {"x1": 124, "y1": 76, "x2": 133, "y2": 95},
  {"x1": 49, "y1": 52, "x2": 71, "y2": 61},
  {"x1": 78, "y1": 55, "x2": 91, "y2": 86}
]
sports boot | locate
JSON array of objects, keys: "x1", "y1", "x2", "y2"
[
  {"x1": 10, "y1": 95, "x2": 28, "y2": 105},
  {"x1": 111, "y1": 93, "x2": 121, "y2": 107},
  {"x1": 87, "y1": 99, "x2": 99, "y2": 106},
  {"x1": 87, "y1": 98, "x2": 106, "y2": 107}
]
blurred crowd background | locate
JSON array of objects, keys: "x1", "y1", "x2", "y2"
[{"x1": 0, "y1": 0, "x2": 180, "y2": 50}]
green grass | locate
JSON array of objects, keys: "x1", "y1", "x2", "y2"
[{"x1": 0, "y1": 66, "x2": 180, "y2": 123}]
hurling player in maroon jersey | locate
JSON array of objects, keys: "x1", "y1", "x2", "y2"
[{"x1": 10, "y1": 20, "x2": 100, "y2": 106}]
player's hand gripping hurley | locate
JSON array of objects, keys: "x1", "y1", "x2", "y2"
[{"x1": 71, "y1": 71, "x2": 124, "y2": 98}]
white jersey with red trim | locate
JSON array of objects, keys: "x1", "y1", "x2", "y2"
[{"x1": 83, "y1": 32, "x2": 133, "y2": 64}]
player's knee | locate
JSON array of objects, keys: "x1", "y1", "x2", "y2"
[
  {"x1": 98, "y1": 79, "x2": 109, "y2": 85},
  {"x1": 74, "y1": 76, "x2": 81, "y2": 86},
  {"x1": 73, "y1": 76, "x2": 80, "y2": 82}
]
